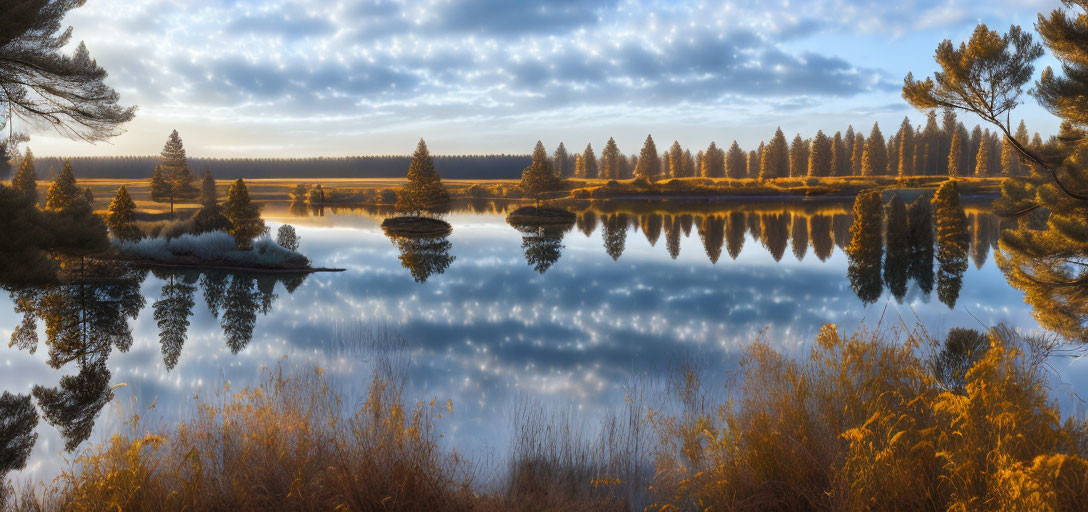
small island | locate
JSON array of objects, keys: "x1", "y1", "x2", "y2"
[
  {"x1": 505, "y1": 205, "x2": 577, "y2": 226},
  {"x1": 378, "y1": 139, "x2": 454, "y2": 236},
  {"x1": 380, "y1": 216, "x2": 453, "y2": 236}
]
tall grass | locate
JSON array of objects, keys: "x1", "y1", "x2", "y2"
[
  {"x1": 648, "y1": 325, "x2": 1088, "y2": 511},
  {"x1": 7, "y1": 324, "x2": 1088, "y2": 511}
]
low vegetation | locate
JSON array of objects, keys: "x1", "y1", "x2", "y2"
[
  {"x1": 6, "y1": 324, "x2": 1086, "y2": 511},
  {"x1": 565, "y1": 175, "x2": 1005, "y2": 200},
  {"x1": 113, "y1": 232, "x2": 310, "y2": 270}
]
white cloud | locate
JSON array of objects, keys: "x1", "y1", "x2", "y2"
[{"x1": 24, "y1": 0, "x2": 1060, "y2": 156}]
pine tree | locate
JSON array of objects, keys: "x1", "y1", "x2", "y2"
[
  {"x1": 223, "y1": 179, "x2": 265, "y2": 249},
  {"x1": 897, "y1": 117, "x2": 915, "y2": 176},
  {"x1": 682, "y1": 149, "x2": 695, "y2": 178},
  {"x1": 747, "y1": 150, "x2": 760, "y2": 178},
  {"x1": 974, "y1": 134, "x2": 990, "y2": 176},
  {"x1": 153, "y1": 130, "x2": 197, "y2": 212},
  {"x1": 106, "y1": 186, "x2": 141, "y2": 241},
  {"x1": 667, "y1": 141, "x2": 683, "y2": 178},
  {"x1": 808, "y1": 130, "x2": 832, "y2": 177},
  {"x1": 582, "y1": 144, "x2": 598, "y2": 179},
  {"x1": 396, "y1": 139, "x2": 449, "y2": 214},
  {"x1": 789, "y1": 134, "x2": 807, "y2": 178},
  {"x1": 634, "y1": 134, "x2": 661, "y2": 180},
  {"x1": 600, "y1": 138, "x2": 621, "y2": 180},
  {"x1": 553, "y1": 143, "x2": 569, "y2": 178},
  {"x1": 520, "y1": 141, "x2": 560, "y2": 202},
  {"x1": 844, "y1": 125, "x2": 856, "y2": 159},
  {"x1": 200, "y1": 170, "x2": 217, "y2": 208},
  {"x1": 192, "y1": 170, "x2": 231, "y2": 234},
  {"x1": 851, "y1": 134, "x2": 865, "y2": 175},
  {"x1": 887, "y1": 132, "x2": 901, "y2": 176},
  {"x1": 1001, "y1": 139, "x2": 1021, "y2": 176},
  {"x1": 11, "y1": 148, "x2": 37, "y2": 205},
  {"x1": 45, "y1": 160, "x2": 82, "y2": 211},
  {"x1": 574, "y1": 153, "x2": 584, "y2": 178},
  {"x1": 1013, "y1": 120, "x2": 1029, "y2": 145},
  {"x1": 956, "y1": 123, "x2": 972, "y2": 176},
  {"x1": 947, "y1": 128, "x2": 964, "y2": 178},
  {"x1": 968, "y1": 126, "x2": 982, "y2": 173},
  {"x1": 831, "y1": 131, "x2": 848, "y2": 176},
  {"x1": 760, "y1": 128, "x2": 790, "y2": 180},
  {"x1": 939, "y1": 108, "x2": 958, "y2": 174},
  {"x1": 702, "y1": 142, "x2": 724, "y2": 178},
  {"x1": 150, "y1": 165, "x2": 170, "y2": 205},
  {"x1": 863, "y1": 123, "x2": 887, "y2": 175}
]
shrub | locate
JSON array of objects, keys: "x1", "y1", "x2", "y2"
[
  {"x1": 648, "y1": 325, "x2": 1088, "y2": 511},
  {"x1": 378, "y1": 188, "x2": 398, "y2": 204},
  {"x1": 465, "y1": 184, "x2": 487, "y2": 198},
  {"x1": 34, "y1": 365, "x2": 477, "y2": 511},
  {"x1": 570, "y1": 188, "x2": 591, "y2": 199},
  {"x1": 113, "y1": 231, "x2": 309, "y2": 268}
]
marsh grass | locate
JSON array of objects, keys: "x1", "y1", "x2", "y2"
[{"x1": 8, "y1": 324, "x2": 1088, "y2": 511}]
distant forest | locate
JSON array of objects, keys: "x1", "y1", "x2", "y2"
[{"x1": 29, "y1": 155, "x2": 531, "y2": 180}]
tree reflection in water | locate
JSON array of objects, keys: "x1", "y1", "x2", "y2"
[
  {"x1": 387, "y1": 233, "x2": 456, "y2": 283},
  {"x1": 509, "y1": 220, "x2": 574, "y2": 275},
  {"x1": 0, "y1": 264, "x2": 309, "y2": 468},
  {"x1": 553, "y1": 195, "x2": 993, "y2": 307}
]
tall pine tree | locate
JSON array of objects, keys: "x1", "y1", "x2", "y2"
[
  {"x1": 759, "y1": 128, "x2": 790, "y2": 179},
  {"x1": 581, "y1": 143, "x2": 598, "y2": 179},
  {"x1": 808, "y1": 130, "x2": 832, "y2": 177},
  {"x1": 789, "y1": 134, "x2": 808, "y2": 178},
  {"x1": 600, "y1": 138, "x2": 621, "y2": 180},
  {"x1": 863, "y1": 122, "x2": 887, "y2": 175},
  {"x1": 634, "y1": 134, "x2": 661, "y2": 180},
  {"x1": 11, "y1": 148, "x2": 37, "y2": 205},
  {"x1": 223, "y1": 179, "x2": 265, "y2": 249},
  {"x1": 520, "y1": 141, "x2": 560, "y2": 202},
  {"x1": 396, "y1": 139, "x2": 449, "y2": 214},
  {"x1": 106, "y1": 186, "x2": 141, "y2": 241}
]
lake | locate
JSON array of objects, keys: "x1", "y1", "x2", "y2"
[{"x1": 2, "y1": 197, "x2": 1087, "y2": 484}]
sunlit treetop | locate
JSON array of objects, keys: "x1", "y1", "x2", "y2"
[{"x1": 902, "y1": 25, "x2": 1042, "y2": 130}]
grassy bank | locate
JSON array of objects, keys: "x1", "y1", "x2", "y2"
[
  {"x1": 6, "y1": 324, "x2": 1086, "y2": 511},
  {"x1": 61, "y1": 176, "x2": 1006, "y2": 216},
  {"x1": 565, "y1": 175, "x2": 1005, "y2": 200}
]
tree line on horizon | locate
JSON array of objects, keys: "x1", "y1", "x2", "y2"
[
  {"x1": 18, "y1": 112, "x2": 1041, "y2": 182},
  {"x1": 544, "y1": 112, "x2": 1046, "y2": 182},
  {"x1": 24, "y1": 154, "x2": 533, "y2": 180}
]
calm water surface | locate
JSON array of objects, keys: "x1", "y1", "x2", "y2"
[{"x1": 3, "y1": 198, "x2": 1087, "y2": 483}]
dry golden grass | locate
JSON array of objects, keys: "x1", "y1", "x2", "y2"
[
  {"x1": 6, "y1": 324, "x2": 1086, "y2": 511},
  {"x1": 647, "y1": 325, "x2": 1088, "y2": 511}
]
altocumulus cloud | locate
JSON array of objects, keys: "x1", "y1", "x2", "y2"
[
  {"x1": 64, "y1": 0, "x2": 909, "y2": 120},
  {"x1": 39, "y1": 0, "x2": 1056, "y2": 156}
]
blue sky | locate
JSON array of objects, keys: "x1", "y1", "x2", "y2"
[{"x1": 27, "y1": 0, "x2": 1065, "y2": 157}]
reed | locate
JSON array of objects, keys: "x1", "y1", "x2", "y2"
[{"x1": 7, "y1": 324, "x2": 1088, "y2": 511}]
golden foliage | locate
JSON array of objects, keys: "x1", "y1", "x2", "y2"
[{"x1": 647, "y1": 325, "x2": 1088, "y2": 511}]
